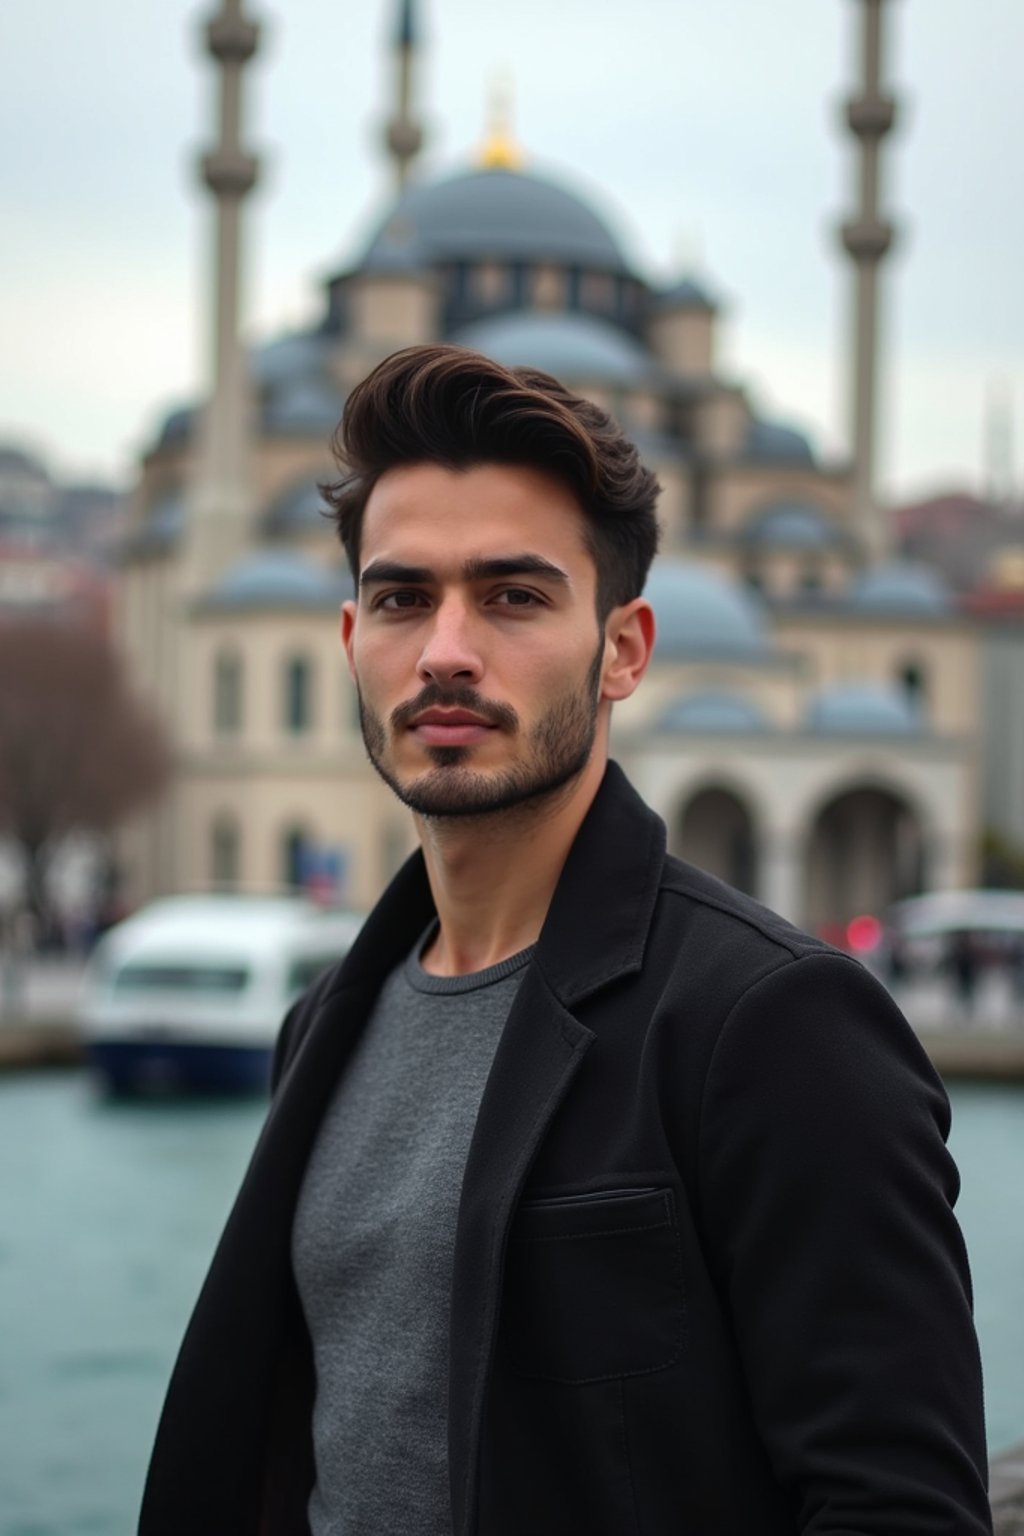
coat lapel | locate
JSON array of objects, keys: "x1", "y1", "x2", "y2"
[{"x1": 447, "y1": 762, "x2": 667, "y2": 1533}]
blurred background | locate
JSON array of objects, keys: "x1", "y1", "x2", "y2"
[{"x1": 1, "y1": 1, "x2": 1023, "y2": 1531}]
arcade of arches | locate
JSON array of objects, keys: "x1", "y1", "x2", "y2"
[{"x1": 674, "y1": 782, "x2": 928, "y2": 935}]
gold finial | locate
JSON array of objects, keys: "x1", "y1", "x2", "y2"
[{"x1": 477, "y1": 73, "x2": 524, "y2": 171}]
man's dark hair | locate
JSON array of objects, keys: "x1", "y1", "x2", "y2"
[{"x1": 321, "y1": 344, "x2": 660, "y2": 619}]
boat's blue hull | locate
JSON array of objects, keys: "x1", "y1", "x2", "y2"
[{"x1": 86, "y1": 1039, "x2": 272, "y2": 1095}]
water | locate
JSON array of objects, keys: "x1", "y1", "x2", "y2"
[{"x1": 0, "y1": 1071, "x2": 1021, "y2": 1535}]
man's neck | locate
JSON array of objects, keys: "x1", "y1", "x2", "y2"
[{"x1": 414, "y1": 753, "x2": 607, "y2": 977}]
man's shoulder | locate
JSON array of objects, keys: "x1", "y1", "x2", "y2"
[{"x1": 650, "y1": 850, "x2": 853, "y2": 998}]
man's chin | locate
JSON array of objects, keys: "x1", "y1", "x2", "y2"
[{"x1": 373, "y1": 753, "x2": 593, "y2": 821}]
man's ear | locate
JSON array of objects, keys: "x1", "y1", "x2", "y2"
[
  {"x1": 600, "y1": 598, "x2": 656, "y2": 703},
  {"x1": 340, "y1": 600, "x2": 358, "y2": 680}
]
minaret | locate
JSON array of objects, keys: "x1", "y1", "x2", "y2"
[
  {"x1": 839, "y1": 0, "x2": 898, "y2": 563},
  {"x1": 185, "y1": 0, "x2": 262, "y2": 587},
  {"x1": 383, "y1": 0, "x2": 425, "y2": 192}
]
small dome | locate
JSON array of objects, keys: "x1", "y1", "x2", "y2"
[
  {"x1": 654, "y1": 276, "x2": 717, "y2": 312},
  {"x1": 656, "y1": 690, "x2": 770, "y2": 733},
  {"x1": 646, "y1": 559, "x2": 769, "y2": 660},
  {"x1": 742, "y1": 499, "x2": 847, "y2": 552},
  {"x1": 848, "y1": 561, "x2": 954, "y2": 616},
  {"x1": 197, "y1": 551, "x2": 354, "y2": 612},
  {"x1": 264, "y1": 478, "x2": 333, "y2": 537},
  {"x1": 744, "y1": 418, "x2": 816, "y2": 466},
  {"x1": 262, "y1": 377, "x2": 344, "y2": 436},
  {"x1": 452, "y1": 310, "x2": 653, "y2": 387},
  {"x1": 805, "y1": 682, "x2": 923, "y2": 736},
  {"x1": 251, "y1": 331, "x2": 331, "y2": 387},
  {"x1": 154, "y1": 405, "x2": 197, "y2": 450},
  {"x1": 360, "y1": 166, "x2": 629, "y2": 273}
]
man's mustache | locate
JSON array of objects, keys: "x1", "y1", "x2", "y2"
[{"x1": 390, "y1": 683, "x2": 519, "y2": 733}]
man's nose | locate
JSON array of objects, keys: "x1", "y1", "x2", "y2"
[{"x1": 416, "y1": 596, "x2": 483, "y2": 686}]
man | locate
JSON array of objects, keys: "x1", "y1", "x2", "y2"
[{"x1": 141, "y1": 345, "x2": 991, "y2": 1535}]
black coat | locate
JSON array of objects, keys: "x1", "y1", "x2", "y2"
[{"x1": 140, "y1": 763, "x2": 991, "y2": 1535}]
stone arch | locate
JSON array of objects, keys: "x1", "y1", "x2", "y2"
[
  {"x1": 801, "y1": 775, "x2": 930, "y2": 936},
  {"x1": 673, "y1": 778, "x2": 761, "y2": 897}
]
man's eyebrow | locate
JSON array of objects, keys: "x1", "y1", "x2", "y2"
[
  {"x1": 462, "y1": 554, "x2": 570, "y2": 584},
  {"x1": 358, "y1": 554, "x2": 571, "y2": 588},
  {"x1": 359, "y1": 560, "x2": 433, "y2": 588}
]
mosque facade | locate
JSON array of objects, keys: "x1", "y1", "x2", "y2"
[{"x1": 115, "y1": 0, "x2": 980, "y2": 937}]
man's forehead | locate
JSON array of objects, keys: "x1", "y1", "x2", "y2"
[{"x1": 360, "y1": 460, "x2": 593, "y2": 565}]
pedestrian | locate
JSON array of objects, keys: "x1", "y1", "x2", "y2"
[
  {"x1": 140, "y1": 344, "x2": 991, "y2": 1535},
  {"x1": 949, "y1": 928, "x2": 980, "y2": 1024}
]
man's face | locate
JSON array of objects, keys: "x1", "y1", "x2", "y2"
[{"x1": 341, "y1": 461, "x2": 611, "y2": 819}]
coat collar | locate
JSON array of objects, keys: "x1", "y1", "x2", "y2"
[{"x1": 327, "y1": 759, "x2": 666, "y2": 1011}]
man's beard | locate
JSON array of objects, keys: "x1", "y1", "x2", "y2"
[{"x1": 356, "y1": 642, "x2": 605, "y2": 820}]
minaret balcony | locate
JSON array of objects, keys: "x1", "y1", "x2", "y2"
[
  {"x1": 201, "y1": 148, "x2": 261, "y2": 196},
  {"x1": 844, "y1": 93, "x2": 897, "y2": 137},
  {"x1": 386, "y1": 119, "x2": 424, "y2": 159},
  {"x1": 206, "y1": 15, "x2": 260, "y2": 64},
  {"x1": 840, "y1": 217, "x2": 895, "y2": 261}
]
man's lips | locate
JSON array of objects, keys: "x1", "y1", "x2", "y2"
[{"x1": 409, "y1": 709, "x2": 497, "y2": 746}]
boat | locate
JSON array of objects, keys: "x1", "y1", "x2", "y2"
[{"x1": 78, "y1": 895, "x2": 363, "y2": 1094}]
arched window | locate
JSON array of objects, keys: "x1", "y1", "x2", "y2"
[
  {"x1": 282, "y1": 825, "x2": 309, "y2": 891},
  {"x1": 283, "y1": 654, "x2": 313, "y2": 735},
  {"x1": 897, "y1": 660, "x2": 928, "y2": 715},
  {"x1": 213, "y1": 649, "x2": 243, "y2": 736},
  {"x1": 211, "y1": 815, "x2": 240, "y2": 889}
]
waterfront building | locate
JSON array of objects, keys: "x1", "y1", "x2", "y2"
[{"x1": 115, "y1": 0, "x2": 982, "y2": 931}]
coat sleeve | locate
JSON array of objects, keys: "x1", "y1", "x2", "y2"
[{"x1": 696, "y1": 951, "x2": 992, "y2": 1536}]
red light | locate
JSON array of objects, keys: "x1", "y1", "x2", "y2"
[{"x1": 846, "y1": 914, "x2": 882, "y2": 953}]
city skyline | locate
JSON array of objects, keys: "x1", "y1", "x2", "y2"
[{"x1": 1, "y1": 0, "x2": 1021, "y2": 502}]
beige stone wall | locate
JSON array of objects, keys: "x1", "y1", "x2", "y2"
[
  {"x1": 185, "y1": 611, "x2": 356, "y2": 755},
  {"x1": 646, "y1": 310, "x2": 714, "y2": 376},
  {"x1": 693, "y1": 389, "x2": 749, "y2": 457},
  {"x1": 178, "y1": 761, "x2": 411, "y2": 909},
  {"x1": 613, "y1": 653, "x2": 807, "y2": 734},
  {"x1": 772, "y1": 614, "x2": 981, "y2": 736},
  {"x1": 745, "y1": 550, "x2": 855, "y2": 599},
  {"x1": 348, "y1": 273, "x2": 439, "y2": 348},
  {"x1": 707, "y1": 465, "x2": 854, "y2": 535}
]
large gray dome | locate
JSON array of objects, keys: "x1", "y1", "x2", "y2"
[{"x1": 360, "y1": 167, "x2": 629, "y2": 273}]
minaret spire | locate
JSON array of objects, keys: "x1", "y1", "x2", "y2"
[
  {"x1": 839, "y1": 0, "x2": 898, "y2": 562},
  {"x1": 477, "y1": 75, "x2": 524, "y2": 171},
  {"x1": 185, "y1": 0, "x2": 262, "y2": 586},
  {"x1": 384, "y1": 0, "x2": 425, "y2": 192}
]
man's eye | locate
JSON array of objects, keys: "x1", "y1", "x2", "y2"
[
  {"x1": 494, "y1": 588, "x2": 542, "y2": 608},
  {"x1": 378, "y1": 590, "x2": 426, "y2": 610}
]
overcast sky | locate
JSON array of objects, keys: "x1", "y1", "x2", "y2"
[{"x1": 1, "y1": 0, "x2": 1021, "y2": 503}]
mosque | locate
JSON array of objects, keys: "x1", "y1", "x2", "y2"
[{"x1": 115, "y1": 0, "x2": 980, "y2": 935}]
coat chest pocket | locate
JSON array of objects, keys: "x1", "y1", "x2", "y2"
[{"x1": 500, "y1": 1186, "x2": 685, "y2": 1384}]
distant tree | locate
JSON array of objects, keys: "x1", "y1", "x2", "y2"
[{"x1": 0, "y1": 616, "x2": 169, "y2": 935}]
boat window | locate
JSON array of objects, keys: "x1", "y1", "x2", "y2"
[{"x1": 112, "y1": 963, "x2": 250, "y2": 995}]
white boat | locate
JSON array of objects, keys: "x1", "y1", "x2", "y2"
[{"x1": 78, "y1": 895, "x2": 363, "y2": 1094}]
